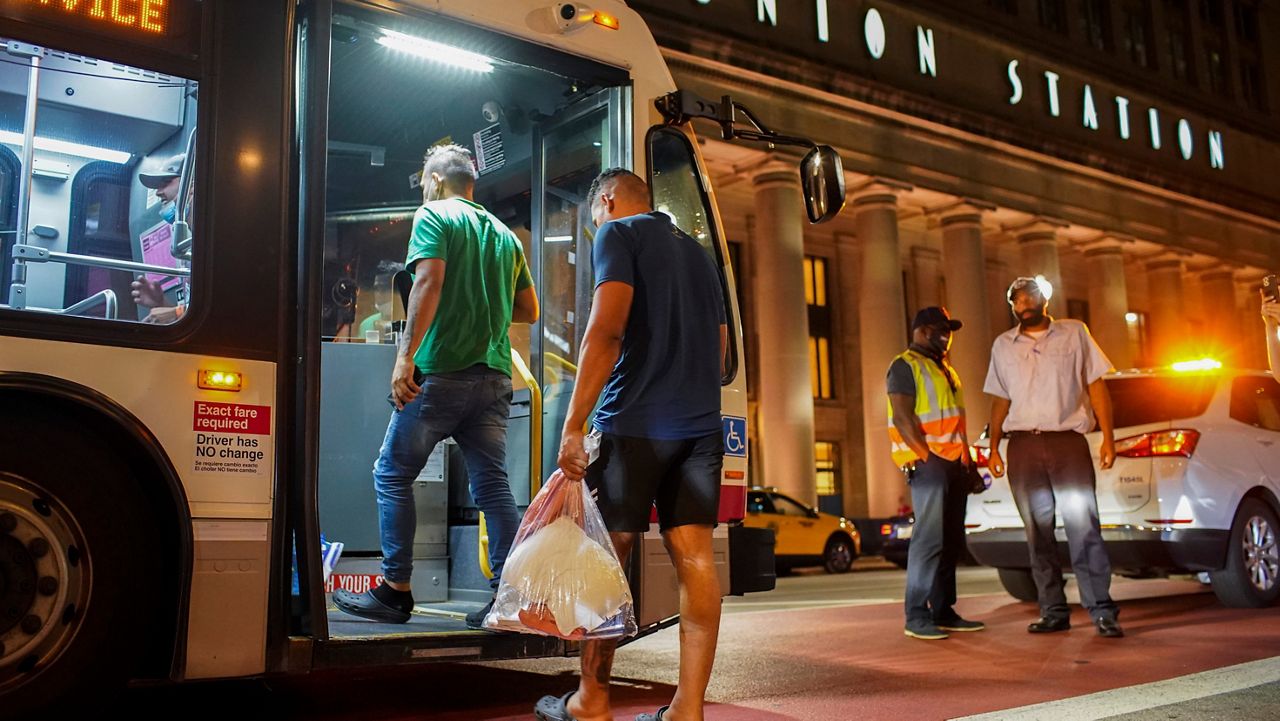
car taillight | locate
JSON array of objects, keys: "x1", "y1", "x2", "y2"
[
  {"x1": 970, "y1": 445, "x2": 991, "y2": 467},
  {"x1": 1114, "y1": 429, "x2": 1200, "y2": 458},
  {"x1": 880, "y1": 523, "x2": 892, "y2": 537}
]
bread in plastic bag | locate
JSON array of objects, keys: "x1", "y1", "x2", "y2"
[{"x1": 483, "y1": 469, "x2": 637, "y2": 640}]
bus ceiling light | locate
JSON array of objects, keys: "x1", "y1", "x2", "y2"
[
  {"x1": 376, "y1": 30, "x2": 495, "y2": 73},
  {"x1": 1171, "y1": 358, "x2": 1222, "y2": 372},
  {"x1": 544, "y1": 235, "x2": 574, "y2": 243},
  {"x1": 0, "y1": 130, "x2": 131, "y2": 164},
  {"x1": 1033, "y1": 274, "x2": 1054, "y2": 301},
  {"x1": 198, "y1": 370, "x2": 243, "y2": 392},
  {"x1": 1125, "y1": 312, "x2": 1139, "y2": 323}
]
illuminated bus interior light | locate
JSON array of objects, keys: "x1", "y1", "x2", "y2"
[
  {"x1": 376, "y1": 30, "x2": 495, "y2": 73},
  {"x1": 1125, "y1": 312, "x2": 1139, "y2": 323},
  {"x1": 0, "y1": 131, "x2": 131, "y2": 164},
  {"x1": 1171, "y1": 358, "x2": 1222, "y2": 372},
  {"x1": 199, "y1": 370, "x2": 243, "y2": 392},
  {"x1": 544, "y1": 235, "x2": 574, "y2": 243}
]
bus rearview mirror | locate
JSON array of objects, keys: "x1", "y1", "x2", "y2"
[{"x1": 800, "y1": 145, "x2": 846, "y2": 224}]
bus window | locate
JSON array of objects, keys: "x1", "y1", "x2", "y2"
[
  {"x1": 647, "y1": 126, "x2": 739, "y2": 383},
  {"x1": 313, "y1": 7, "x2": 628, "y2": 636},
  {"x1": 0, "y1": 40, "x2": 197, "y2": 324}
]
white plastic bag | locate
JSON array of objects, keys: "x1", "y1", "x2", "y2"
[{"x1": 483, "y1": 469, "x2": 637, "y2": 640}]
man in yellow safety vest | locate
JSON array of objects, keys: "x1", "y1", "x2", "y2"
[{"x1": 887, "y1": 307, "x2": 985, "y2": 640}]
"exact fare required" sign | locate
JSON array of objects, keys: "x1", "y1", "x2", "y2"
[{"x1": 193, "y1": 401, "x2": 271, "y2": 435}]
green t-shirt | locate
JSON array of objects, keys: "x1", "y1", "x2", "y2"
[{"x1": 406, "y1": 197, "x2": 533, "y2": 376}]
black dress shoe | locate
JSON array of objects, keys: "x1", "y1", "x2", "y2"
[
  {"x1": 1095, "y1": 617, "x2": 1125, "y2": 638},
  {"x1": 1027, "y1": 616, "x2": 1071, "y2": 633}
]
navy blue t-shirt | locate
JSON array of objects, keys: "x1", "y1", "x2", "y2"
[{"x1": 591, "y1": 212, "x2": 726, "y2": 440}]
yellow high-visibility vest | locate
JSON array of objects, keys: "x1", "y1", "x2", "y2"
[{"x1": 887, "y1": 350, "x2": 966, "y2": 467}]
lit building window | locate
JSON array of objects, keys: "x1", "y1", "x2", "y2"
[
  {"x1": 804, "y1": 256, "x2": 834, "y2": 399},
  {"x1": 816, "y1": 441, "x2": 840, "y2": 496}
]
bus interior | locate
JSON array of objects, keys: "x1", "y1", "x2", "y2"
[
  {"x1": 315, "y1": 7, "x2": 631, "y2": 639},
  {"x1": 0, "y1": 37, "x2": 196, "y2": 322}
]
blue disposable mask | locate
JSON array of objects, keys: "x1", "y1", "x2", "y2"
[{"x1": 160, "y1": 202, "x2": 177, "y2": 224}]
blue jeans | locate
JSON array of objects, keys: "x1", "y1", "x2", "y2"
[{"x1": 373, "y1": 365, "x2": 517, "y2": 589}]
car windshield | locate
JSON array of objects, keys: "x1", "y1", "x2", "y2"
[{"x1": 1105, "y1": 375, "x2": 1219, "y2": 429}]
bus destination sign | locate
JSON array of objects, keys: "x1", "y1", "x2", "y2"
[{"x1": 9, "y1": 0, "x2": 170, "y2": 34}]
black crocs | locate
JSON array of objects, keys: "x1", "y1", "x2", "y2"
[
  {"x1": 634, "y1": 706, "x2": 670, "y2": 721},
  {"x1": 332, "y1": 588, "x2": 411, "y2": 624},
  {"x1": 533, "y1": 692, "x2": 578, "y2": 721}
]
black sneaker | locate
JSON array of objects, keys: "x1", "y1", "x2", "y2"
[
  {"x1": 465, "y1": 597, "x2": 495, "y2": 630},
  {"x1": 904, "y1": 619, "x2": 949, "y2": 640},
  {"x1": 935, "y1": 615, "x2": 986, "y2": 632}
]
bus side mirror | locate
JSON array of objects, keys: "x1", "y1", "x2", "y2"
[{"x1": 800, "y1": 145, "x2": 846, "y2": 224}]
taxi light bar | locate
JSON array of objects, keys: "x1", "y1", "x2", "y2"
[
  {"x1": 1115, "y1": 429, "x2": 1200, "y2": 458},
  {"x1": 198, "y1": 370, "x2": 243, "y2": 392},
  {"x1": 591, "y1": 11, "x2": 621, "y2": 29},
  {"x1": 1171, "y1": 358, "x2": 1222, "y2": 372}
]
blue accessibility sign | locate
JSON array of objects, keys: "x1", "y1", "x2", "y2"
[{"x1": 722, "y1": 416, "x2": 748, "y2": 457}]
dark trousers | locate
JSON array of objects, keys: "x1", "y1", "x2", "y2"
[
  {"x1": 1007, "y1": 431, "x2": 1118, "y2": 622},
  {"x1": 904, "y1": 454, "x2": 967, "y2": 623}
]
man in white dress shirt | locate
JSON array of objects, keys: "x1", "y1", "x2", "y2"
[{"x1": 985, "y1": 276, "x2": 1123, "y2": 638}]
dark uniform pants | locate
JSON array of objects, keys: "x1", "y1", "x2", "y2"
[
  {"x1": 1007, "y1": 431, "x2": 1118, "y2": 622},
  {"x1": 904, "y1": 454, "x2": 967, "y2": 623}
]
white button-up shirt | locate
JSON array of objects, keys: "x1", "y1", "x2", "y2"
[{"x1": 983, "y1": 319, "x2": 1113, "y2": 434}]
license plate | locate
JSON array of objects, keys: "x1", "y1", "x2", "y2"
[{"x1": 897, "y1": 526, "x2": 913, "y2": 540}]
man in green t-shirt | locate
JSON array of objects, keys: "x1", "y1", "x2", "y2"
[{"x1": 335, "y1": 144, "x2": 538, "y2": 629}]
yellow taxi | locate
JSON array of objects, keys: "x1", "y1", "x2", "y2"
[{"x1": 743, "y1": 487, "x2": 861, "y2": 573}]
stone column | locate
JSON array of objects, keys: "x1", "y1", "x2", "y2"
[
  {"x1": 751, "y1": 161, "x2": 817, "y2": 505},
  {"x1": 1013, "y1": 219, "x2": 1069, "y2": 317},
  {"x1": 1084, "y1": 238, "x2": 1134, "y2": 370},
  {"x1": 936, "y1": 202, "x2": 995, "y2": 440},
  {"x1": 911, "y1": 246, "x2": 942, "y2": 310},
  {"x1": 854, "y1": 181, "x2": 911, "y2": 518},
  {"x1": 835, "y1": 232, "x2": 868, "y2": 517},
  {"x1": 987, "y1": 257, "x2": 1013, "y2": 337},
  {"x1": 1200, "y1": 268, "x2": 1241, "y2": 366},
  {"x1": 1146, "y1": 255, "x2": 1190, "y2": 363}
]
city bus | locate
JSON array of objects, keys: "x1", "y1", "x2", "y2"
[{"x1": 0, "y1": 0, "x2": 843, "y2": 710}]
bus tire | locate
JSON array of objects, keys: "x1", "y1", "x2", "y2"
[
  {"x1": 0, "y1": 413, "x2": 160, "y2": 715},
  {"x1": 1210, "y1": 499, "x2": 1280, "y2": 609},
  {"x1": 997, "y1": 567, "x2": 1039, "y2": 602}
]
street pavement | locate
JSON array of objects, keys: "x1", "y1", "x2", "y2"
[{"x1": 109, "y1": 563, "x2": 1280, "y2": 720}]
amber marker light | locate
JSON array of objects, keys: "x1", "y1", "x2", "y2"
[
  {"x1": 198, "y1": 370, "x2": 243, "y2": 392},
  {"x1": 592, "y1": 11, "x2": 621, "y2": 29}
]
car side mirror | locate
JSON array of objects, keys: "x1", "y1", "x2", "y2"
[{"x1": 800, "y1": 145, "x2": 846, "y2": 224}]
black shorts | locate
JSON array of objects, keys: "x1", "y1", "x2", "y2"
[{"x1": 586, "y1": 431, "x2": 724, "y2": 532}]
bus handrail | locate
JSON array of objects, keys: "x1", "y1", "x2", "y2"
[
  {"x1": 13, "y1": 244, "x2": 190, "y2": 277},
  {"x1": 5, "y1": 288, "x2": 120, "y2": 319},
  {"x1": 510, "y1": 347, "x2": 543, "y2": 497}
]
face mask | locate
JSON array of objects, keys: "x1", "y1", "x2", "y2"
[
  {"x1": 927, "y1": 332, "x2": 950, "y2": 357},
  {"x1": 160, "y1": 201, "x2": 177, "y2": 224}
]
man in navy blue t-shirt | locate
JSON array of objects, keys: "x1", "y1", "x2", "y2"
[{"x1": 534, "y1": 169, "x2": 726, "y2": 721}]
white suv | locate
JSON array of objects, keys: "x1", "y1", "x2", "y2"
[{"x1": 967, "y1": 367, "x2": 1280, "y2": 608}]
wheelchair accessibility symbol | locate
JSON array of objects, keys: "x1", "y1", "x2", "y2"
[{"x1": 722, "y1": 416, "x2": 748, "y2": 457}]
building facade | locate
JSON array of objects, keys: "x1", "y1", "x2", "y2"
[{"x1": 630, "y1": 0, "x2": 1280, "y2": 519}]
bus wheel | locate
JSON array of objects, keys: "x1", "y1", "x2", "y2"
[
  {"x1": 0, "y1": 425, "x2": 157, "y2": 713},
  {"x1": 1210, "y1": 499, "x2": 1280, "y2": 608}
]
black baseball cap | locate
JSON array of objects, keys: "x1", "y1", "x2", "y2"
[{"x1": 912, "y1": 306, "x2": 963, "y2": 331}]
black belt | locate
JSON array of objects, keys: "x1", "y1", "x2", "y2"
[{"x1": 1005, "y1": 430, "x2": 1079, "y2": 438}]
